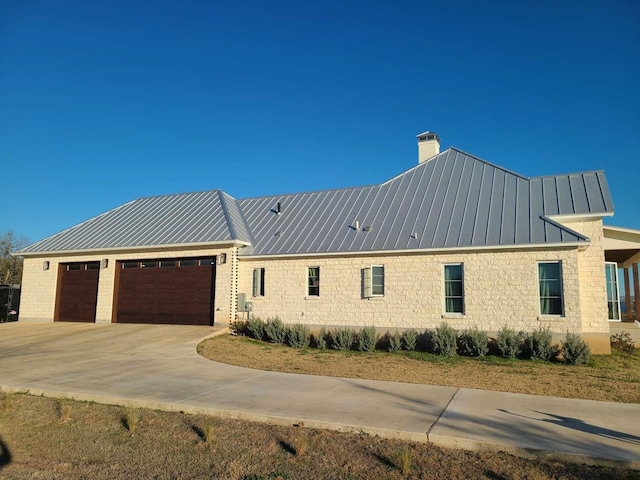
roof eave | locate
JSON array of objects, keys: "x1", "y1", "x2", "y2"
[
  {"x1": 16, "y1": 240, "x2": 251, "y2": 257},
  {"x1": 238, "y1": 241, "x2": 588, "y2": 260}
]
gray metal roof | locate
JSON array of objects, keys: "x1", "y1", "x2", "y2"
[
  {"x1": 238, "y1": 148, "x2": 613, "y2": 256},
  {"x1": 19, "y1": 190, "x2": 252, "y2": 254},
  {"x1": 18, "y1": 147, "x2": 614, "y2": 256}
]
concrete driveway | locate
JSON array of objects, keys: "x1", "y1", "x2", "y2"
[{"x1": 0, "y1": 322, "x2": 638, "y2": 468}]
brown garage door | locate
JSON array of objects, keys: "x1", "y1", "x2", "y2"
[
  {"x1": 56, "y1": 262, "x2": 100, "y2": 322},
  {"x1": 115, "y1": 258, "x2": 215, "y2": 325}
]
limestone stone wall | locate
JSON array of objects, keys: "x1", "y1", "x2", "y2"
[
  {"x1": 238, "y1": 247, "x2": 583, "y2": 334},
  {"x1": 19, "y1": 246, "x2": 237, "y2": 325},
  {"x1": 557, "y1": 218, "x2": 609, "y2": 336}
]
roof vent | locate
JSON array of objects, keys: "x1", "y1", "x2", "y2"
[
  {"x1": 276, "y1": 202, "x2": 282, "y2": 214},
  {"x1": 417, "y1": 131, "x2": 440, "y2": 164}
]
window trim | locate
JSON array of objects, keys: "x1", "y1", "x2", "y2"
[
  {"x1": 443, "y1": 263, "x2": 464, "y2": 315},
  {"x1": 252, "y1": 267, "x2": 265, "y2": 297},
  {"x1": 364, "y1": 265, "x2": 385, "y2": 297},
  {"x1": 307, "y1": 266, "x2": 320, "y2": 297},
  {"x1": 537, "y1": 261, "x2": 564, "y2": 316}
]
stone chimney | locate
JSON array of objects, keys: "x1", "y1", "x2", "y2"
[{"x1": 417, "y1": 131, "x2": 440, "y2": 163}]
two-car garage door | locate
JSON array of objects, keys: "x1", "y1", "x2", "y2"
[
  {"x1": 56, "y1": 257, "x2": 216, "y2": 325},
  {"x1": 115, "y1": 258, "x2": 216, "y2": 325}
]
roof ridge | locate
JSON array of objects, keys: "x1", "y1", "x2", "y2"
[
  {"x1": 238, "y1": 183, "x2": 378, "y2": 202},
  {"x1": 530, "y1": 169, "x2": 606, "y2": 179}
]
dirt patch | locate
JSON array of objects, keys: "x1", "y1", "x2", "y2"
[
  {"x1": 0, "y1": 394, "x2": 635, "y2": 480},
  {"x1": 198, "y1": 335, "x2": 640, "y2": 404}
]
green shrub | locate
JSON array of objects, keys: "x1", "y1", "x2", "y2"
[
  {"x1": 356, "y1": 326, "x2": 378, "y2": 352},
  {"x1": 562, "y1": 333, "x2": 591, "y2": 365},
  {"x1": 496, "y1": 326, "x2": 522, "y2": 359},
  {"x1": 287, "y1": 324, "x2": 310, "y2": 349},
  {"x1": 230, "y1": 320, "x2": 246, "y2": 335},
  {"x1": 313, "y1": 328, "x2": 327, "y2": 349},
  {"x1": 246, "y1": 316, "x2": 264, "y2": 340},
  {"x1": 610, "y1": 331, "x2": 635, "y2": 354},
  {"x1": 264, "y1": 317, "x2": 287, "y2": 344},
  {"x1": 459, "y1": 327, "x2": 488, "y2": 357},
  {"x1": 432, "y1": 323, "x2": 457, "y2": 356},
  {"x1": 388, "y1": 331, "x2": 402, "y2": 353},
  {"x1": 524, "y1": 326, "x2": 558, "y2": 361},
  {"x1": 331, "y1": 328, "x2": 355, "y2": 351},
  {"x1": 402, "y1": 329, "x2": 418, "y2": 351}
]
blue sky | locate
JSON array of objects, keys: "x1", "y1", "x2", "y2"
[{"x1": 1, "y1": 0, "x2": 638, "y2": 243}]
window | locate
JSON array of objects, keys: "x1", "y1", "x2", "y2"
[
  {"x1": 253, "y1": 268, "x2": 265, "y2": 297},
  {"x1": 605, "y1": 262, "x2": 620, "y2": 321},
  {"x1": 307, "y1": 267, "x2": 320, "y2": 296},
  {"x1": 160, "y1": 260, "x2": 177, "y2": 268},
  {"x1": 122, "y1": 261, "x2": 138, "y2": 269},
  {"x1": 141, "y1": 261, "x2": 157, "y2": 268},
  {"x1": 443, "y1": 264, "x2": 464, "y2": 314},
  {"x1": 199, "y1": 258, "x2": 214, "y2": 267},
  {"x1": 180, "y1": 259, "x2": 197, "y2": 267},
  {"x1": 538, "y1": 262, "x2": 563, "y2": 315},
  {"x1": 364, "y1": 265, "x2": 384, "y2": 297}
]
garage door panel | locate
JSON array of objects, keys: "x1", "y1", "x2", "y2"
[
  {"x1": 57, "y1": 264, "x2": 100, "y2": 322},
  {"x1": 116, "y1": 259, "x2": 214, "y2": 325}
]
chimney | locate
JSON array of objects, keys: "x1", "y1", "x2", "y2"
[{"x1": 417, "y1": 131, "x2": 440, "y2": 163}]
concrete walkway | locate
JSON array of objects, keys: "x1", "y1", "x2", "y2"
[{"x1": 0, "y1": 322, "x2": 638, "y2": 468}]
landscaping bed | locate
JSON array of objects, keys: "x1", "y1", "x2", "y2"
[{"x1": 197, "y1": 334, "x2": 640, "y2": 403}]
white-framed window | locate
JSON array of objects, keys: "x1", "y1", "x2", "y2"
[
  {"x1": 605, "y1": 262, "x2": 621, "y2": 321},
  {"x1": 252, "y1": 268, "x2": 265, "y2": 297},
  {"x1": 364, "y1": 265, "x2": 385, "y2": 297},
  {"x1": 538, "y1": 261, "x2": 564, "y2": 316},
  {"x1": 443, "y1": 263, "x2": 464, "y2": 314},
  {"x1": 307, "y1": 267, "x2": 320, "y2": 296}
]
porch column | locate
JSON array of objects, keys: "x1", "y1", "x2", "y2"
[
  {"x1": 634, "y1": 263, "x2": 640, "y2": 322},
  {"x1": 624, "y1": 267, "x2": 632, "y2": 321}
]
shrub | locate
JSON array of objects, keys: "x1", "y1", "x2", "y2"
[
  {"x1": 287, "y1": 324, "x2": 310, "y2": 349},
  {"x1": 331, "y1": 328, "x2": 355, "y2": 351},
  {"x1": 313, "y1": 328, "x2": 327, "y2": 349},
  {"x1": 610, "y1": 331, "x2": 636, "y2": 354},
  {"x1": 496, "y1": 326, "x2": 522, "y2": 359},
  {"x1": 524, "y1": 326, "x2": 558, "y2": 361},
  {"x1": 230, "y1": 319, "x2": 246, "y2": 335},
  {"x1": 264, "y1": 317, "x2": 287, "y2": 344},
  {"x1": 562, "y1": 333, "x2": 591, "y2": 365},
  {"x1": 432, "y1": 323, "x2": 457, "y2": 356},
  {"x1": 246, "y1": 316, "x2": 265, "y2": 340},
  {"x1": 402, "y1": 329, "x2": 418, "y2": 351},
  {"x1": 459, "y1": 327, "x2": 489, "y2": 357},
  {"x1": 356, "y1": 326, "x2": 378, "y2": 352},
  {"x1": 388, "y1": 331, "x2": 402, "y2": 353}
]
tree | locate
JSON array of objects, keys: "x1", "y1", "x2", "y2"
[{"x1": 0, "y1": 231, "x2": 29, "y2": 285}]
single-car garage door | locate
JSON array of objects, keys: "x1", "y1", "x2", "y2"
[
  {"x1": 56, "y1": 262, "x2": 100, "y2": 322},
  {"x1": 115, "y1": 258, "x2": 216, "y2": 325}
]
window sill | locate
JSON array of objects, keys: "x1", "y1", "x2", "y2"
[
  {"x1": 537, "y1": 315, "x2": 565, "y2": 321},
  {"x1": 305, "y1": 296, "x2": 320, "y2": 300},
  {"x1": 441, "y1": 313, "x2": 465, "y2": 319}
]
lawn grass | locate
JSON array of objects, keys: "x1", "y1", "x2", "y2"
[
  {"x1": 0, "y1": 393, "x2": 636, "y2": 480},
  {"x1": 197, "y1": 335, "x2": 640, "y2": 403}
]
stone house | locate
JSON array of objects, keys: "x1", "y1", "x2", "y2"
[{"x1": 16, "y1": 132, "x2": 640, "y2": 354}]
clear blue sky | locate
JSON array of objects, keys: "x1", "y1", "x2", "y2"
[{"x1": 1, "y1": 0, "x2": 638, "y2": 244}]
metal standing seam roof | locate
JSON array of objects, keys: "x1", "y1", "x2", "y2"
[
  {"x1": 18, "y1": 147, "x2": 614, "y2": 256},
  {"x1": 18, "y1": 190, "x2": 252, "y2": 254},
  {"x1": 237, "y1": 148, "x2": 614, "y2": 256}
]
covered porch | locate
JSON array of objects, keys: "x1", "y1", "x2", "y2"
[{"x1": 603, "y1": 225, "x2": 640, "y2": 345}]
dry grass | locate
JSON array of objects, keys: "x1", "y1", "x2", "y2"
[
  {"x1": 0, "y1": 394, "x2": 635, "y2": 480},
  {"x1": 198, "y1": 335, "x2": 640, "y2": 403},
  {"x1": 1, "y1": 392, "x2": 14, "y2": 413}
]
